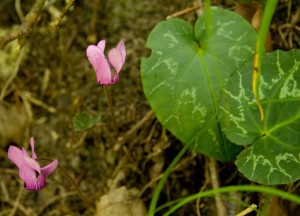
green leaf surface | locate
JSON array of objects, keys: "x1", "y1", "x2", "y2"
[
  {"x1": 219, "y1": 50, "x2": 300, "y2": 184},
  {"x1": 73, "y1": 112, "x2": 101, "y2": 131},
  {"x1": 141, "y1": 7, "x2": 256, "y2": 161}
]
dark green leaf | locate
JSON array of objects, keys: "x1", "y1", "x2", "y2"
[
  {"x1": 219, "y1": 50, "x2": 300, "y2": 184},
  {"x1": 141, "y1": 8, "x2": 256, "y2": 161},
  {"x1": 73, "y1": 112, "x2": 101, "y2": 131}
]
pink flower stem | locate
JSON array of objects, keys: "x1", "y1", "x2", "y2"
[
  {"x1": 103, "y1": 85, "x2": 119, "y2": 138},
  {"x1": 37, "y1": 157, "x2": 93, "y2": 208}
]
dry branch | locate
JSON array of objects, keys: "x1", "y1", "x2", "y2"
[{"x1": 0, "y1": 0, "x2": 46, "y2": 49}]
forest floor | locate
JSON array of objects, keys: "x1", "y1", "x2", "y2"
[{"x1": 0, "y1": 0, "x2": 300, "y2": 215}]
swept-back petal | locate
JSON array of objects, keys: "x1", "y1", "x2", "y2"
[
  {"x1": 116, "y1": 39, "x2": 126, "y2": 63},
  {"x1": 86, "y1": 45, "x2": 103, "y2": 70},
  {"x1": 22, "y1": 149, "x2": 41, "y2": 173},
  {"x1": 87, "y1": 45, "x2": 112, "y2": 84},
  {"x1": 19, "y1": 163, "x2": 38, "y2": 189},
  {"x1": 112, "y1": 74, "x2": 119, "y2": 84},
  {"x1": 108, "y1": 48, "x2": 124, "y2": 74},
  {"x1": 97, "y1": 40, "x2": 106, "y2": 53},
  {"x1": 22, "y1": 171, "x2": 47, "y2": 191},
  {"x1": 33, "y1": 174, "x2": 47, "y2": 190},
  {"x1": 30, "y1": 137, "x2": 37, "y2": 159},
  {"x1": 41, "y1": 159, "x2": 58, "y2": 178},
  {"x1": 8, "y1": 146, "x2": 23, "y2": 169}
]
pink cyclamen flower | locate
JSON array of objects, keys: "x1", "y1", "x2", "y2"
[
  {"x1": 8, "y1": 137, "x2": 58, "y2": 191},
  {"x1": 86, "y1": 39, "x2": 126, "y2": 85}
]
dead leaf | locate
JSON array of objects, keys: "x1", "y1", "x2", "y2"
[
  {"x1": 234, "y1": 1, "x2": 272, "y2": 51},
  {"x1": 265, "y1": 196, "x2": 288, "y2": 216},
  {"x1": 95, "y1": 186, "x2": 147, "y2": 216},
  {"x1": 234, "y1": 1, "x2": 260, "y2": 23}
]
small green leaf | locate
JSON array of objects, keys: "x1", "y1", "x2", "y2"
[
  {"x1": 219, "y1": 50, "x2": 300, "y2": 184},
  {"x1": 73, "y1": 112, "x2": 101, "y2": 131},
  {"x1": 141, "y1": 7, "x2": 256, "y2": 161}
]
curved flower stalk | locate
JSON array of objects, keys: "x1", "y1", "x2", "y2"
[
  {"x1": 86, "y1": 39, "x2": 126, "y2": 85},
  {"x1": 8, "y1": 137, "x2": 58, "y2": 191}
]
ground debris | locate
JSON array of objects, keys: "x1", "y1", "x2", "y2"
[{"x1": 95, "y1": 186, "x2": 147, "y2": 216}]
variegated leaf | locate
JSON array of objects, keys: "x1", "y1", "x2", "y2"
[
  {"x1": 141, "y1": 8, "x2": 256, "y2": 161},
  {"x1": 219, "y1": 50, "x2": 300, "y2": 184}
]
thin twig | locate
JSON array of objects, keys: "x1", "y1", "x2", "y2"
[
  {"x1": 56, "y1": 162, "x2": 93, "y2": 208},
  {"x1": 49, "y1": 0, "x2": 76, "y2": 30},
  {"x1": 0, "y1": 0, "x2": 47, "y2": 49},
  {"x1": 195, "y1": 161, "x2": 210, "y2": 216},
  {"x1": 37, "y1": 157, "x2": 93, "y2": 208},
  {"x1": 235, "y1": 204, "x2": 257, "y2": 216},
  {"x1": 167, "y1": 5, "x2": 201, "y2": 19},
  {"x1": 103, "y1": 86, "x2": 119, "y2": 138},
  {"x1": 139, "y1": 155, "x2": 195, "y2": 198},
  {"x1": 9, "y1": 183, "x2": 26, "y2": 216},
  {"x1": 36, "y1": 192, "x2": 77, "y2": 215},
  {"x1": 0, "y1": 173, "x2": 10, "y2": 200},
  {"x1": 15, "y1": 0, "x2": 25, "y2": 22},
  {"x1": 17, "y1": 91, "x2": 57, "y2": 113},
  {"x1": 208, "y1": 158, "x2": 227, "y2": 216},
  {"x1": 0, "y1": 196, "x2": 31, "y2": 216},
  {"x1": 114, "y1": 110, "x2": 154, "y2": 150}
]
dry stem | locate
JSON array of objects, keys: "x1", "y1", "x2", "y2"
[{"x1": 208, "y1": 158, "x2": 227, "y2": 216}]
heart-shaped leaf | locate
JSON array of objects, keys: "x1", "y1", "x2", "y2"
[
  {"x1": 219, "y1": 50, "x2": 300, "y2": 184},
  {"x1": 141, "y1": 8, "x2": 256, "y2": 161},
  {"x1": 73, "y1": 112, "x2": 101, "y2": 131}
]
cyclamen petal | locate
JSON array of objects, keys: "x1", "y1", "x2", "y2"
[
  {"x1": 41, "y1": 159, "x2": 58, "y2": 178},
  {"x1": 97, "y1": 40, "x2": 106, "y2": 53},
  {"x1": 108, "y1": 48, "x2": 124, "y2": 74},
  {"x1": 86, "y1": 45, "x2": 112, "y2": 84},
  {"x1": 8, "y1": 146, "x2": 23, "y2": 169},
  {"x1": 116, "y1": 39, "x2": 126, "y2": 64},
  {"x1": 19, "y1": 164, "x2": 40, "y2": 190},
  {"x1": 86, "y1": 39, "x2": 126, "y2": 85},
  {"x1": 7, "y1": 137, "x2": 58, "y2": 191},
  {"x1": 30, "y1": 137, "x2": 37, "y2": 159},
  {"x1": 22, "y1": 148, "x2": 41, "y2": 173}
]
